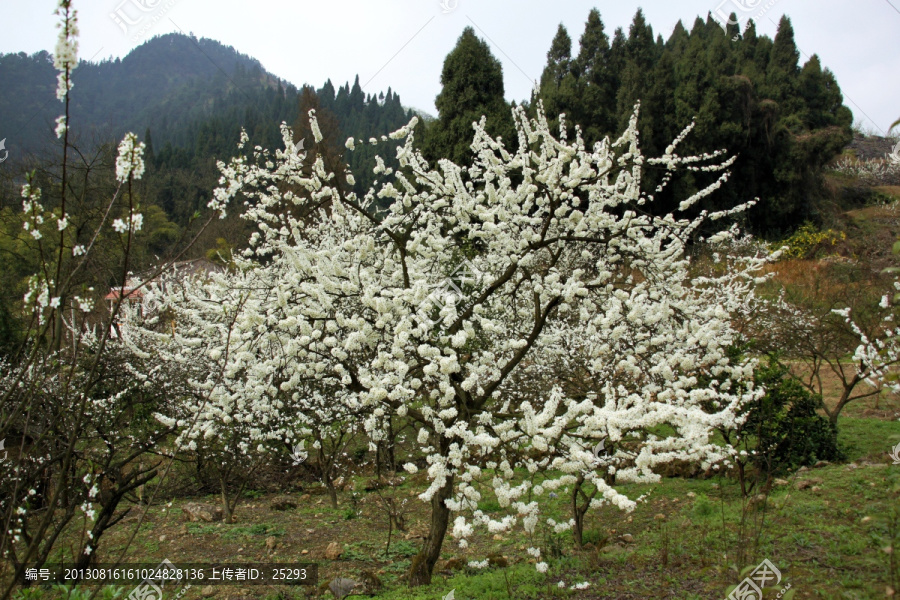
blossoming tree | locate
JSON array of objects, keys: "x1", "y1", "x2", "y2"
[{"x1": 139, "y1": 103, "x2": 768, "y2": 585}]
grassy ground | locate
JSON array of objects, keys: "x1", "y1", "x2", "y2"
[{"x1": 9, "y1": 404, "x2": 900, "y2": 600}]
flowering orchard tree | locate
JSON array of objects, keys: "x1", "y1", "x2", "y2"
[
  {"x1": 143, "y1": 104, "x2": 768, "y2": 585},
  {"x1": 835, "y1": 278, "x2": 900, "y2": 400}
]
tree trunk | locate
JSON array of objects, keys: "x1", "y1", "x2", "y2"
[
  {"x1": 317, "y1": 440, "x2": 339, "y2": 508},
  {"x1": 408, "y1": 472, "x2": 455, "y2": 587},
  {"x1": 219, "y1": 474, "x2": 235, "y2": 524},
  {"x1": 830, "y1": 387, "x2": 851, "y2": 425},
  {"x1": 571, "y1": 475, "x2": 596, "y2": 548},
  {"x1": 325, "y1": 478, "x2": 338, "y2": 509},
  {"x1": 737, "y1": 460, "x2": 748, "y2": 497}
]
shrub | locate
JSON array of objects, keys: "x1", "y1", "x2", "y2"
[{"x1": 746, "y1": 359, "x2": 843, "y2": 474}]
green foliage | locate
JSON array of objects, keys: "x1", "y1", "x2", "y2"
[
  {"x1": 423, "y1": 27, "x2": 515, "y2": 165},
  {"x1": 11, "y1": 588, "x2": 47, "y2": 600},
  {"x1": 185, "y1": 522, "x2": 284, "y2": 538},
  {"x1": 691, "y1": 493, "x2": 717, "y2": 519},
  {"x1": 542, "y1": 530, "x2": 565, "y2": 559},
  {"x1": 386, "y1": 540, "x2": 419, "y2": 558},
  {"x1": 778, "y1": 222, "x2": 846, "y2": 259},
  {"x1": 477, "y1": 498, "x2": 502, "y2": 513},
  {"x1": 342, "y1": 541, "x2": 375, "y2": 562},
  {"x1": 745, "y1": 358, "x2": 844, "y2": 474},
  {"x1": 531, "y1": 10, "x2": 853, "y2": 236}
]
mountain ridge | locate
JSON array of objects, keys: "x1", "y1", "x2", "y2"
[{"x1": 0, "y1": 32, "x2": 297, "y2": 156}]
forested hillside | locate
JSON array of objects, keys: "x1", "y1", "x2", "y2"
[{"x1": 0, "y1": 33, "x2": 415, "y2": 352}]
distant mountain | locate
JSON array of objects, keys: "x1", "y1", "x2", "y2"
[
  {"x1": 0, "y1": 32, "x2": 416, "y2": 219},
  {"x1": 0, "y1": 33, "x2": 295, "y2": 156}
]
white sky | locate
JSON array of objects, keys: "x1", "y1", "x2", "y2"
[{"x1": 0, "y1": 0, "x2": 898, "y2": 134}]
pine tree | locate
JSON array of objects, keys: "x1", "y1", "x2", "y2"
[
  {"x1": 573, "y1": 9, "x2": 615, "y2": 142},
  {"x1": 537, "y1": 24, "x2": 579, "y2": 135},
  {"x1": 543, "y1": 24, "x2": 573, "y2": 87},
  {"x1": 798, "y1": 55, "x2": 852, "y2": 129},
  {"x1": 616, "y1": 10, "x2": 660, "y2": 152},
  {"x1": 426, "y1": 27, "x2": 514, "y2": 164},
  {"x1": 319, "y1": 79, "x2": 336, "y2": 106},
  {"x1": 765, "y1": 16, "x2": 802, "y2": 116},
  {"x1": 615, "y1": 9, "x2": 658, "y2": 134}
]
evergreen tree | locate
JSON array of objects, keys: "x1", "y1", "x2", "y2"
[
  {"x1": 543, "y1": 24, "x2": 573, "y2": 87},
  {"x1": 531, "y1": 10, "x2": 852, "y2": 236},
  {"x1": 573, "y1": 9, "x2": 616, "y2": 142},
  {"x1": 766, "y1": 16, "x2": 802, "y2": 116},
  {"x1": 425, "y1": 27, "x2": 514, "y2": 165},
  {"x1": 537, "y1": 24, "x2": 579, "y2": 135},
  {"x1": 320, "y1": 79, "x2": 336, "y2": 105},
  {"x1": 143, "y1": 127, "x2": 156, "y2": 168},
  {"x1": 616, "y1": 10, "x2": 660, "y2": 151}
]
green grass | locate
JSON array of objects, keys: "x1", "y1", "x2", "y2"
[
  {"x1": 185, "y1": 522, "x2": 285, "y2": 538},
  {"x1": 839, "y1": 417, "x2": 900, "y2": 462},
  {"x1": 9, "y1": 416, "x2": 900, "y2": 599}
]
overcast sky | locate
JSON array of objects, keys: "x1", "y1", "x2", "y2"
[{"x1": 1, "y1": 0, "x2": 898, "y2": 134}]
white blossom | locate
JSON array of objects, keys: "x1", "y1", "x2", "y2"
[
  {"x1": 53, "y1": 0, "x2": 78, "y2": 101},
  {"x1": 55, "y1": 116, "x2": 67, "y2": 139},
  {"x1": 115, "y1": 132, "x2": 146, "y2": 182},
  {"x1": 308, "y1": 109, "x2": 323, "y2": 143}
]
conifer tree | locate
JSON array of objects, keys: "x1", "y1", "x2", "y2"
[
  {"x1": 766, "y1": 16, "x2": 802, "y2": 115},
  {"x1": 573, "y1": 9, "x2": 615, "y2": 142},
  {"x1": 425, "y1": 27, "x2": 513, "y2": 165},
  {"x1": 537, "y1": 24, "x2": 578, "y2": 135}
]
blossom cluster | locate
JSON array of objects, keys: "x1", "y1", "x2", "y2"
[
  {"x1": 831, "y1": 154, "x2": 900, "y2": 186},
  {"x1": 115, "y1": 132, "x2": 146, "y2": 182},
  {"x1": 53, "y1": 0, "x2": 79, "y2": 101}
]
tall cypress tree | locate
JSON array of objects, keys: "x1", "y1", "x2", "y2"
[
  {"x1": 616, "y1": 9, "x2": 660, "y2": 153},
  {"x1": 543, "y1": 24, "x2": 573, "y2": 87},
  {"x1": 615, "y1": 9, "x2": 658, "y2": 134},
  {"x1": 573, "y1": 9, "x2": 615, "y2": 142},
  {"x1": 766, "y1": 16, "x2": 802, "y2": 115},
  {"x1": 538, "y1": 24, "x2": 578, "y2": 135},
  {"x1": 425, "y1": 26, "x2": 514, "y2": 165}
]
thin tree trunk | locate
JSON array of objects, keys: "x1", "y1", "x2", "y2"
[
  {"x1": 572, "y1": 475, "x2": 585, "y2": 547},
  {"x1": 408, "y1": 472, "x2": 455, "y2": 587},
  {"x1": 219, "y1": 473, "x2": 234, "y2": 524},
  {"x1": 325, "y1": 478, "x2": 338, "y2": 509},
  {"x1": 319, "y1": 446, "x2": 338, "y2": 508},
  {"x1": 571, "y1": 474, "x2": 597, "y2": 548}
]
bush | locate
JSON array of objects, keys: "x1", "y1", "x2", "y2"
[
  {"x1": 778, "y1": 222, "x2": 846, "y2": 259},
  {"x1": 747, "y1": 358, "x2": 844, "y2": 474}
]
